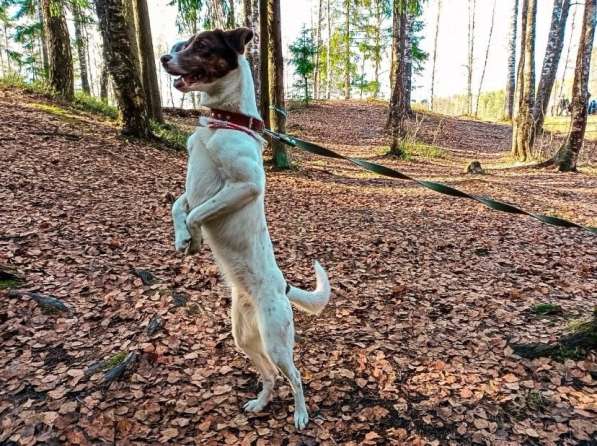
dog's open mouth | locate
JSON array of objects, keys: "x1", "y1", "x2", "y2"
[{"x1": 173, "y1": 72, "x2": 203, "y2": 90}]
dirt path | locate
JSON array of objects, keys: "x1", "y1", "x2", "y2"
[{"x1": 1, "y1": 90, "x2": 596, "y2": 445}]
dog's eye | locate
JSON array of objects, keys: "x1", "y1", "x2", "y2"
[{"x1": 194, "y1": 40, "x2": 206, "y2": 50}]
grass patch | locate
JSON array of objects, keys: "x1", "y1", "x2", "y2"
[
  {"x1": 384, "y1": 141, "x2": 446, "y2": 160},
  {"x1": 151, "y1": 120, "x2": 189, "y2": 151},
  {"x1": 104, "y1": 351, "x2": 127, "y2": 370},
  {"x1": 0, "y1": 73, "x2": 55, "y2": 96},
  {"x1": 532, "y1": 303, "x2": 563, "y2": 316},
  {"x1": 73, "y1": 92, "x2": 118, "y2": 119},
  {"x1": 0, "y1": 278, "x2": 21, "y2": 289}
]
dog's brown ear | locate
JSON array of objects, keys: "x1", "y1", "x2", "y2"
[{"x1": 223, "y1": 27, "x2": 254, "y2": 54}]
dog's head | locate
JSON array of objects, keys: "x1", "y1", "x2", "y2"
[{"x1": 160, "y1": 27, "x2": 253, "y2": 93}]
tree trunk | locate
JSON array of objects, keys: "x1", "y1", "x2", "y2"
[
  {"x1": 556, "y1": 6, "x2": 578, "y2": 111},
  {"x1": 388, "y1": 4, "x2": 408, "y2": 155},
  {"x1": 372, "y1": 0, "x2": 382, "y2": 99},
  {"x1": 244, "y1": 0, "x2": 260, "y2": 104},
  {"x1": 313, "y1": 0, "x2": 323, "y2": 100},
  {"x1": 390, "y1": 0, "x2": 398, "y2": 90},
  {"x1": 72, "y1": 2, "x2": 90, "y2": 94},
  {"x1": 551, "y1": 0, "x2": 595, "y2": 171},
  {"x1": 41, "y1": 0, "x2": 74, "y2": 100},
  {"x1": 325, "y1": 0, "x2": 332, "y2": 99},
  {"x1": 268, "y1": 0, "x2": 290, "y2": 168},
  {"x1": 430, "y1": 0, "x2": 441, "y2": 110},
  {"x1": 534, "y1": 0, "x2": 571, "y2": 135},
  {"x1": 37, "y1": 2, "x2": 49, "y2": 76},
  {"x1": 404, "y1": 10, "x2": 414, "y2": 115},
  {"x1": 228, "y1": 0, "x2": 236, "y2": 28},
  {"x1": 259, "y1": 0, "x2": 270, "y2": 128},
  {"x1": 134, "y1": 0, "x2": 163, "y2": 122},
  {"x1": 504, "y1": 0, "x2": 519, "y2": 120},
  {"x1": 475, "y1": 0, "x2": 496, "y2": 117},
  {"x1": 511, "y1": 0, "x2": 537, "y2": 162},
  {"x1": 95, "y1": 0, "x2": 151, "y2": 137},
  {"x1": 343, "y1": 0, "x2": 351, "y2": 100},
  {"x1": 466, "y1": 0, "x2": 476, "y2": 115}
]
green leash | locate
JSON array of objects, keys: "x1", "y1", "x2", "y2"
[{"x1": 263, "y1": 128, "x2": 596, "y2": 235}]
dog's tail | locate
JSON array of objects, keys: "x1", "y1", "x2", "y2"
[{"x1": 287, "y1": 261, "x2": 331, "y2": 315}]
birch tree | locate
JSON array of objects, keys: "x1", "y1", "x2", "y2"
[
  {"x1": 534, "y1": 0, "x2": 571, "y2": 135},
  {"x1": 504, "y1": 0, "x2": 519, "y2": 120},
  {"x1": 313, "y1": 0, "x2": 323, "y2": 99},
  {"x1": 430, "y1": 0, "x2": 440, "y2": 110},
  {"x1": 325, "y1": 0, "x2": 331, "y2": 98},
  {"x1": 475, "y1": 0, "x2": 496, "y2": 117},
  {"x1": 343, "y1": 0, "x2": 351, "y2": 99},
  {"x1": 466, "y1": 0, "x2": 476, "y2": 115},
  {"x1": 549, "y1": 0, "x2": 596, "y2": 171},
  {"x1": 511, "y1": 0, "x2": 537, "y2": 162}
]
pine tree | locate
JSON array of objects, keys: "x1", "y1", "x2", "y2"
[{"x1": 289, "y1": 26, "x2": 317, "y2": 104}]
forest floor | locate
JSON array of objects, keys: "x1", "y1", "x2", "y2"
[{"x1": 1, "y1": 88, "x2": 596, "y2": 446}]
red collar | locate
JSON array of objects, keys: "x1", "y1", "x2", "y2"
[{"x1": 209, "y1": 109, "x2": 264, "y2": 132}]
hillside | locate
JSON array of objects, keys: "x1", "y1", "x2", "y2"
[{"x1": 1, "y1": 88, "x2": 596, "y2": 445}]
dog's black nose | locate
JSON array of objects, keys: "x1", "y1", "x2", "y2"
[{"x1": 160, "y1": 54, "x2": 172, "y2": 65}]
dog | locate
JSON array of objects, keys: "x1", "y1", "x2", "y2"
[{"x1": 160, "y1": 27, "x2": 331, "y2": 429}]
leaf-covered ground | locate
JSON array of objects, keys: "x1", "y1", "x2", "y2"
[{"x1": 1, "y1": 89, "x2": 596, "y2": 445}]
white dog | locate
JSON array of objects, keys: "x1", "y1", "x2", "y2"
[{"x1": 161, "y1": 27, "x2": 331, "y2": 429}]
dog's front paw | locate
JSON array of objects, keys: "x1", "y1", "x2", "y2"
[
  {"x1": 174, "y1": 228, "x2": 192, "y2": 253},
  {"x1": 294, "y1": 408, "x2": 309, "y2": 430}
]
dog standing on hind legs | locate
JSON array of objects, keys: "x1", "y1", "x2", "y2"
[{"x1": 161, "y1": 27, "x2": 331, "y2": 429}]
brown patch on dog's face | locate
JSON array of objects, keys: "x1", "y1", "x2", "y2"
[{"x1": 160, "y1": 28, "x2": 254, "y2": 92}]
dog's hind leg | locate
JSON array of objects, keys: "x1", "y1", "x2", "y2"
[
  {"x1": 257, "y1": 298, "x2": 309, "y2": 430},
  {"x1": 231, "y1": 290, "x2": 277, "y2": 412}
]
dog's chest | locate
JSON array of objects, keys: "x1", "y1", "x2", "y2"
[{"x1": 185, "y1": 131, "x2": 224, "y2": 209}]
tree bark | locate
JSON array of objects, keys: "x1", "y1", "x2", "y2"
[
  {"x1": 475, "y1": 0, "x2": 496, "y2": 117},
  {"x1": 325, "y1": 0, "x2": 332, "y2": 99},
  {"x1": 268, "y1": 0, "x2": 290, "y2": 168},
  {"x1": 556, "y1": 6, "x2": 578, "y2": 111},
  {"x1": 504, "y1": 0, "x2": 519, "y2": 120},
  {"x1": 534, "y1": 0, "x2": 571, "y2": 135},
  {"x1": 372, "y1": 0, "x2": 383, "y2": 99},
  {"x1": 134, "y1": 0, "x2": 163, "y2": 122},
  {"x1": 404, "y1": 10, "x2": 414, "y2": 115},
  {"x1": 511, "y1": 0, "x2": 537, "y2": 162},
  {"x1": 343, "y1": 0, "x2": 351, "y2": 100},
  {"x1": 388, "y1": 4, "x2": 408, "y2": 155},
  {"x1": 430, "y1": 0, "x2": 441, "y2": 110},
  {"x1": 466, "y1": 0, "x2": 476, "y2": 115},
  {"x1": 41, "y1": 0, "x2": 74, "y2": 100},
  {"x1": 244, "y1": 0, "x2": 260, "y2": 104},
  {"x1": 259, "y1": 0, "x2": 270, "y2": 128},
  {"x1": 314, "y1": 0, "x2": 323, "y2": 100},
  {"x1": 37, "y1": 2, "x2": 49, "y2": 76},
  {"x1": 95, "y1": 0, "x2": 151, "y2": 138},
  {"x1": 551, "y1": 0, "x2": 596, "y2": 171},
  {"x1": 72, "y1": 2, "x2": 90, "y2": 94}
]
